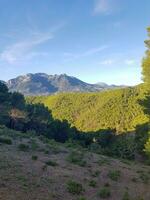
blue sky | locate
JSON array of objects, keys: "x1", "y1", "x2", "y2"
[{"x1": 0, "y1": 0, "x2": 149, "y2": 85}]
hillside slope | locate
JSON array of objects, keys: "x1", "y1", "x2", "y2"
[
  {"x1": 0, "y1": 127, "x2": 150, "y2": 200},
  {"x1": 27, "y1": 85, "x2": 148, "y2": 133}
]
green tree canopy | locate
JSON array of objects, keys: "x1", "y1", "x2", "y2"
[{"x1": 142, "y1": 27, "x2": 150, "y2": 86}]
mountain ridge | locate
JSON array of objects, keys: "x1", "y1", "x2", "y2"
[{"x1": 3, "y1": 73, "x2": 126, "y2": 96}]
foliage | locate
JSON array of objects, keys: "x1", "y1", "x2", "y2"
[
  {"x1": 109, "y1": 134, "x2": 136, "y2": 159},
  {"x1": 122, "y1": 191, "x2": 130, "y2": 200},
  {"x1": 67, "y1": 180, "x2": 84, "y2": 195},
  {"x1": 27, "y1": 85, "x2": 148, "y2": 133},
  {"x1": 135, "y1": 123, "x2": 150, "y2": 154},
  {"x1": 89, "y1": 180, "x2": 97, "y2": 187},
  {"x1": 67, "y1": 151, "x2": 86, "y2": 167},
  {"x1": 142, "y1": 27, "x2": 150, "y2": 86},
  {"x1": 32, "y1": 155, "x2": 38, "y2": 160},
  {"x1": 0, "y1": 137, "x2": 12, "y2": 145},
  {"x1": 18, "y1": 143, "x2": 29, "y2": 151},
  {"x1": 45, "y1": 160, "x2": 58, "y2": 166},
  {"x1": 98, "y1": 187, "x2": 111, "y2": 198},
  {"x1": 107, "y1": 170, "x2": 121, "y2": 181}
]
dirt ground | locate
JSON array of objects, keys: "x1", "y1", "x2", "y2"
[{"x1": 0, "y1": 135, "x2": 150, "y2": 200}]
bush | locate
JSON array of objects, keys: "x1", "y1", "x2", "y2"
[
  {"x1": 109, "y1": 135, "x2": 136, "y2": 159},
  {"x1": 67, "y1": 151, "x2": 86, "y2": 167},
  {"x1": 122, "y1": 191, "x2": 130, "y2": 200},
  {"x1": 89, "y1": 180, "x2": 97, "y2": 187},
  {"x1": 78, "y1": 197, "x2": 86, "y2": 200},
  {"x1": 98, "y1": 187, "x2": 111, "y2": 198},
  {"x1": 67, "y1": 180, "x2": 84, "y2": 195},
  {"x1": 135, "y1": 123, "x2": 150, "y2": 154},
  {"x1": 108, "y1": 170, "x2": 121, "y2": 181},
  {"x1": 32, "y1": 155, "x2": 38, "y2": 160},
  {"x1": 18, "y1": 143, "x2": 29, "y2": 151},
  {"x1": 0, "y1": 137, "x2": 12, "y2": 145},
  {"x1": 45, "y1": 160, "x2": 58, "y2": 166}
]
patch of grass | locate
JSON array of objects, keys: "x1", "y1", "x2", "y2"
[
  {"x1": 91, "y1": 170, "x2": 101, "y2": 177},
  {"x1": 32, "y1": 155, "x2": 38, "y2": 160},
  {"x1": 131, "y1": 177, "x2": 138, "y2": 182},
  {"x1": 67, "y1": 180, "x2": 84, "y2": 195},
  {"x1": 44, "y1": 150, "x2": 49, "y2": 154},
  {"x1": 89, "y1": 180, "x2": 97, "y2": 188},
  {"x1": 139, "y1": 172, "x2": 149, "y2": 184},
  {"x1": 0, "y1": 137, "x2": 12, "y2": 145},
  {"x1": 122, "y1": 191, "x2": 130, "y2": 200},
  {"x1": 30, "y1": 139, "x2": 39, "y2": 150},
  {"x1": 67, "y1": 151, "x2": 86, "y2": 167},
  {"x1": 98, "y1": 157, "x2": 111, "y2": 166},
  {"x1": 18, "y1": 143, "x2": 29, "y2": 151},
  {"x1": 78, "y1": 197, "x2": 86, "y2": 200},
  {"x1": 104, "y1": 182, "x2": 110, "y2": 187},
  {"x1": 42, "y1": 164, "x2": 47, "y2": 171},
  {"x1": 98, "y1": 187, "x2": 111, "y2": 198},
  {"x1": 108, "y1": 170, "x2": 121, "y2": 181},
  {"x1": 16, "y1": 175, "x2": 28, "y2": 188},
  {"x1": 45, "y1": 160, "x2": 58, "y2": 166},
  {"x1": 136, "y1": 170, "x2": 150, "y2": 183}
]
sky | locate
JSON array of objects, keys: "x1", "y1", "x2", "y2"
[{"x1": 0, "y1": 0, "x2": 149, "y2": 85}]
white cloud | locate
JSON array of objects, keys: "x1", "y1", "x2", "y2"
[
  {"x1": 63, "y1": 45, "x2": 109, "y2": 61},
  {"x1": 93, "y1": 0, "x2": 120, "y2": 15},
  {"x1": 0, "y1": 24, "x2": 64, "y2": 64},
  {"x1": 99, "y1": 59, "x2": 115, "y2": 65},
  {"x1": 93, "y1": 0, "x2": 112, "y2": 15},
  {"x1": 125, "y1": 59, "x2": 137, "y2": 65}
]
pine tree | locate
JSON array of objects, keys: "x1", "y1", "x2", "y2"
[{"x1": 142, "y1": 27, "x2": 150, "y2": 87}]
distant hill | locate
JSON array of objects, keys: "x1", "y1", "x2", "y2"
[
  {"x1": 27, "y1": 84, "x2": 148, "y2": 133},
  {"x1": 6, "y1": 73, "x2": 125, "y2": 96}
]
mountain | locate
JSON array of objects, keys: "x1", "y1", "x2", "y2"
[{"x1": 7, "y1": 73, "x2": 125, "y2": 96}]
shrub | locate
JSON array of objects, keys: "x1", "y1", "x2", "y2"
[
  {"x1": 108, "y1": 170, "x2": 121, "y2": 181},
  {"x1": 98, "y1": 187, "x2": 111, "y2": 198},
  {"x1": 139, "y1": 172, "x2": 149, "y2": 184},
  {"x1": 30, "y1": 139, "x2": 39, "y2": 150},
  {"x1": 78, "y1": 197, "x2": 86, "y2": 200},
  {"x1": 45, "y1": 160, "x2": 58, "y2": 166},
  {"x1": 32, "y1": 155, "x2": 38, "y2": 160},
  {"x1": 67, "y1": 180, "x2": 84, "y2": 195},
  {"x1": 18, "y1": 143, "x2": 29, "y2": 151},
  {"x1": 89, "y1": 180, "x2": 97, "y2": 187},
  {"x1": 0, "y1": 137, "x2": 12, "y2": 145},
  {"x1": 67, "y1": 151, "x2": 86, "y2": 167},
  {"x1": 122, "y1": 191, "x2": 130, "y2": 200},
  {"x1": 98, "y1": 157, "x2": 110, "y2": 166},
  {"x1": 91, "y1": 170, "x2": 101, "y2": 177},
  {"x1": 109, "y1": 135, "x2": 136, "y2": 159}
]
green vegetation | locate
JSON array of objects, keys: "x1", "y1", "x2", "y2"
[
  {"x1": 67, "y1": 180, "x2": 84, "y2": 195},
  {"x1": 142, "y1": 27, "x2": 150, "y2": 86},
  {"x1": 89, "y1": 180, "x2": 97, "y2": 187},
  {"x1": 67, "y1": 151, "x2": 86, "y2": 167},
  {"x1": 122, "y1": 191, "x2": 130, "y2": 200},
  {"x1": 45, "y1": 160, "x2": 58, "y2": 166},
  {"x1": 18, "y1": 143, "x2": 29, "y2": 151},
  {"x1": 78, "y1": 197, "x2": 86, "y2": 200},
  {"x1": 98, "y1": 187, "x2": 111, "y2": 198},
  {"x1": 27, "y1": 85, "x2": 148, "y2": 133},
  {"x1": 32, "y1": 155, "x2": 38, "y2": 160},
  {"x1": 107, "y1": 170, "x2": 121, "y2": 181},
  {"x1": 0, "y1": 137, "x2": 12, "y2": 145}
]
